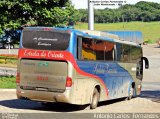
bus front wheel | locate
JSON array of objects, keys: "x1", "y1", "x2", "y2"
[
  {"x1": 90, "y1": 88, "x2": 100, "y2": 109},
  {"x1": 128, "y1": 86, "x2": 135, "y2": 100}
]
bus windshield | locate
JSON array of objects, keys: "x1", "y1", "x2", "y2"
[{"x1": 22, "y1": 29, "x2": 70, "y2": 50}]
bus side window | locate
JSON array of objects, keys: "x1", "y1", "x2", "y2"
[
  {"x1": 116, "y1": 43, "x2": 122, "y2": 61},
  {"x1": 105, "y1": 41, "x2": 114, "y2": 61},
  {"x1": 130, "y1": 46, "x2": 142, "y2": 63},
  {"x1": 122, "y1": 45, "x2": 130, "y2": 62},
  {"x1": 81, "y1": 38, "x2": 96, "y2": 60},
  {"x1": 78, "y1": 37, "x2": 115, "y2": 61},
  {"x1": 77, "y1": 37, "x2": 82, "y2": 60},
  {"x1": 94, "y1": 40, "x2": 105, "y2": 61},
  {"x1": 116, "y1": 43, "x2": 130, "y2": 62}
]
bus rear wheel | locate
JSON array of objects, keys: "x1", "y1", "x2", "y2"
[{"x1": 90, "y1": 88, "x2": 100, "y2": 109}]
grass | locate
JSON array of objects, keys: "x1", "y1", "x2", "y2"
[
  {"x1": 0, "y1": 55, "x2": 17, "y2": 88},
  {"x1": 146, "y1": 39, "x2": 157, "y2": 44},
  {"x1": 0, "y1": 76, "x2": 16, "y2": 88},
  {"x1": 75, "y1": 21, "x2": 160, "y2": 42}
]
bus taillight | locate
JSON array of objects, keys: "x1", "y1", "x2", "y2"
[
  {"x1": 66, "y1": 77, "x2": 72, "y2": 87},
  {"x1": 16, "y1": 73, "x2": 20, "y2": 84}
]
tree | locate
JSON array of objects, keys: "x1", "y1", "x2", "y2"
[
  {"x1": 77, "y1": 1, "x2": 160, "y2": 24},
  {"x1": 78, "y1": 9, "x2": 88, "y2": 22},
  {"x1": 138, "y1": 11, "x2": 156, "y2": 22},
  {"x1": 0, "y1": 0, "x2": 78, "y2": 33}
]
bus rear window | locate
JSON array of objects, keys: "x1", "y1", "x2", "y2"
[{"x1": 22, "y1": 29, "x2": 70, "y2": 50}]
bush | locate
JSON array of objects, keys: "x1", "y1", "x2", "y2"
[
  {"x1": 0, "y1": 76, "x2": 16, "y2": 88},
  {"x1": 0, "y1": 59, "x2": 5, "y2": 64},
  {"x1": 0, "y1": 54, "x2": 17, "y2": 59},
  {"x1": 0, "y1": 54, "x2": 17, "y2": 66},
  {"x1": 146, "y1": 39, "x2": 156, "y2": 44}
]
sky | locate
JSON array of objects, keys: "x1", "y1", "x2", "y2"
[{"x1": 71, "y1": 0, "x2": 160, "y2": 9}]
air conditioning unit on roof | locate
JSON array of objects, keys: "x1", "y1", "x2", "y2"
[{"x1": 81, "y1": 30, "x2": 120, "y2": 40}]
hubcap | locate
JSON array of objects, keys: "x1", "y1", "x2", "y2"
[{"x1": 130, "y1": 88, "x2": 133, "y2": 97}]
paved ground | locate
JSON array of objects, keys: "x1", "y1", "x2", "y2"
[
  {"x1": 143, "y1": 44, "x2": 160, "y2": 83},
  {"x1": 0, "y1": 88, "x2": 159, "y2": 113},
  {"x1": 0, "y1": 45, "x2": 159, "y2": 119}
]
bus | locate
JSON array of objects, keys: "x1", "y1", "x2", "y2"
[{"x1": 16, "y1": 27, "x2": 149, "y2": 109}]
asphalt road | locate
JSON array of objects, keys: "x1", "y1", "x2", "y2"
[
  {"x1": 0, "y1": 67, "x2": 17, "y2": 76},
  {"x1": 0, "y1": 45, "x2": 159, "y2": 119},
  {"x1": 143, "y1": 45, "x2": 160, "y2": 83},
  {"x1": 0, "y1": 88, "x2": 159, "y2": 119}
]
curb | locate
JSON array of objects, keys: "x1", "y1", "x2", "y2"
[{"x1": 0, "y1": 89, "x2": 16, "y2": 91}]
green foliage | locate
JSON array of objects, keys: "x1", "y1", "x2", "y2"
[
  {"x1": 0, "y1": 54, "x2": 17, "y2": 67},
  {"x1": 146, "y1": 39, "x2": 156, "y2": 44},
  {"x1": 0, "y1": 59, "x2": 5, "y2": 64},
  {"x1": 0, "y1": 58, "x2": 17, "y2": 67},
  {"x1": 0, "y1": 76, "x2": 16, "y2": 88},
  {"x1": 0, "y1": 0, "x2": 78, "y2": 33},
  {"x1": 78, "y1": 1, "x2": 160, "y2": 23}
]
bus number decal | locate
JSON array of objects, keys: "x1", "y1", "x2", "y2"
[{"x1": 37, "y1": 76, "x2": 48, "y2": 81}]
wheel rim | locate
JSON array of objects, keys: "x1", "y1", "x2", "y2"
[
  {"x1": 128, "y1": 87, "x2": 134, "y2": 100},
  {"x1": 91, "y1": 88, "x2": 99, "y2": 109}
]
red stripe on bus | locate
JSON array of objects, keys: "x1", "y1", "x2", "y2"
[{"x1": 18, "y1": 49, "x2": 108, "y2": 96}]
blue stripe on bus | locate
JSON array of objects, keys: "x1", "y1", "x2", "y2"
[{"x1": 77, "y1": 61, "x2": 134, "y2": 99}]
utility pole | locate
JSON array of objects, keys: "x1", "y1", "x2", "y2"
[{"x1": 88, "y1": 0, "x2": 94, "y2": 30}]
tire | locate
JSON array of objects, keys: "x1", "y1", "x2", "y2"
[
  {"x1": 90, "y1": 88, "x2": 100, "y2": 109},
  {"x1": 16, "y1": 93, "x2": 22, "y2": 99},
  {"x1": 128, "y1": 86, "x2": 134, "y2": 100}
]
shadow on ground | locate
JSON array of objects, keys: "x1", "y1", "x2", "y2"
[
  {"x1": 140, "y1": 90, "x2": 160, "y2": 103},
  {"x1": 154, "y1": 46, "x2": 160, "y2": 48},
  {"x1": 0, "y1": 98, "x2": 125, "y2": 112},
  {"x1": 1, "y1": 91, "x2": 159, "y2": 112}
]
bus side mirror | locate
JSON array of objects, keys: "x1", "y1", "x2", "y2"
[{"x1": 142, "y1": 57, "x2": 149, "y2": 69}]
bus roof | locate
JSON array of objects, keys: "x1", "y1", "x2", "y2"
[
  {"x1": 72, "y1": 29, "x2": 141, "y2": 47},
  {"x1": 23, "y1": 27, "x2": 142, "y2": 47}
]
